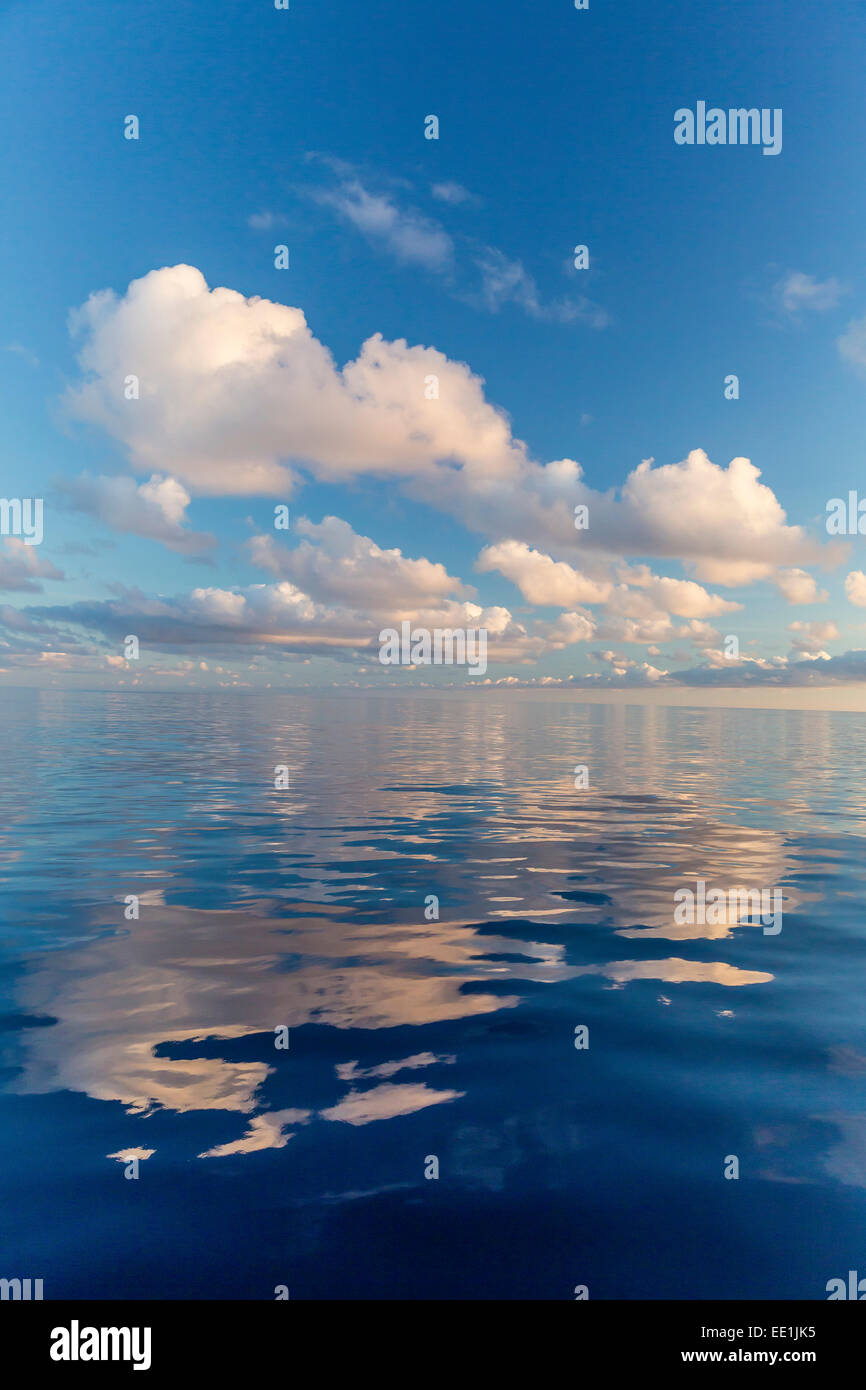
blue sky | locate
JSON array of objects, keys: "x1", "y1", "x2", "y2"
[{"x1": 2, "y1": 0, "x2": 866, "y2": 694}]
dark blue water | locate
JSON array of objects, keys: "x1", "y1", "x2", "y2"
[{"x1": 1, "y1": 689, "x2": 865, "y2": 1299}]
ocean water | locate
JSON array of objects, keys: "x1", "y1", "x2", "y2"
[{"x1": 1, "y1": 688, "x2": 865, "y2": 1300}]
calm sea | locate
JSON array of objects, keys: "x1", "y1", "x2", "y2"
[{"x1": 1, "y1": 689, "x2": 865, "y2": 1299}]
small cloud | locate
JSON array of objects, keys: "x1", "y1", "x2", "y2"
[
  {"x1": 773, "y1": 568, "x2": 828, "y2": 604},
  {"x1": 845, "y1": 570, "x2": 866, "y2": 607},
  {"x1": 472, "y1": 246, "x2": 608, "y2": 326},
  {"x1": 431, "y1": 181, "x2": 479, "y2": 207},
  {"x1": 776, "y1": 271, "x2": 844, "y2": 317},
  {"x1": 313, "y1": 178, "x2": 454, "y2": 272},
  {"x1": 247, "y1": 211, "x2": 280, "y2": 231}
]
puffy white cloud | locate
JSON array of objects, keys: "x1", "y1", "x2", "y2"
[
  {"x1": 59, "y1": 472, "x2": 215, "y2": 555},
  {"x1": 476, "y1": 540, "x2": 612, "y2": 606},
  {"x1": 773, "y1": 568, "x2": 827, "y2": 604},
  {"x1": 249, "y1": 516, "x2": 468, "y2": 611},
  {"x1": 845, "y1": 570, "x2": 866, "y2": 607},
  {"x1": 614, "y1": 566, "x2": 741, "y2": 617},
  {"x1": 538, "y1": 609, "x2": 597, "y2": 646},
  {"x1": 64, "y1": 268, "x2": 834, "y2": 592},
  {"x1": 66, "y1": 264, "x2": 527, "y2": 497},
  {"x1": 617, "y1": 452, "x2": 826, "y2": 585}
]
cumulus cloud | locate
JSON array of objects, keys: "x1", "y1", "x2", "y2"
[
  {"x1": 845, "y1": 570, "x2": 866, "y2": 606},
  {"x1": 64, "y1": 267, "x2": 833, "y2": 590},
  {"x1": 248, "y1": 516, "x2": 469, "y2": 610},
  {"x1": 58, "y1": 472, "x2": 216, "y2": 555},
  {"x1": 476, "y1": 540, "x2": 612, "y2": 606},
  {"x1": 613, "y1": 566, "x2": 741, "y2": 617},
  {"x1": 31, "y1": 580, "x2": 563, "y2": 668},
  {"x1": 65, "y1": 264, "x2": 528, "y2": 497},
  {"x1": 773, "y1": 567, "x2": 828, "y2": 604}
]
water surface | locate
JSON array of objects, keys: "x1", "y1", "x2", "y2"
[{"x1": 1, "y1": 690, "x2": 865, "y2": 1299}]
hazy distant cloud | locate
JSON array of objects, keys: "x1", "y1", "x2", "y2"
[
  {"x1": 776, "y1": 271, "x2": 844, "y2": 317},
  {"x1": 247, "y1": 211, "x2": 284, "y2": 231},
  {"x1": 788, "y1": 619, "x2": 839, "y2": 655},
  {"x1": 472, "y1": 245, "x2": 609, "y2": 326},
  {"x1": 58, "y1": 472, "x2": 216, "y2": 556},
  {"x1": 670, "y1": 649, "x2": 866, "y2": 687},
  {"x1": 3, "y1": 342, "x2": 39, "y2": 367},
  {"x1": 838, "y1": 317, "x2": 866, "y2": 371},
  {"x1": 309, "y1": 164, "x2": 605, "y2": 325}
]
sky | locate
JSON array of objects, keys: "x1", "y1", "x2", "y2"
[{"x1": 2, "y1": 0, "x2": 866, "y2": 699}]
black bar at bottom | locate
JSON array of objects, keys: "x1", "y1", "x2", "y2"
[{"x1": 0, "y1": 1299, "x2": 860, "y2": 1375}]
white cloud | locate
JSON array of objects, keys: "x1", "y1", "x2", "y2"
[
  {"x1": 614, "y1": 567, "x2": 741, "y2": 617},
  {"x1": 476, "y1": 540, "x2": 612, "y2": 606},
  {"x1": 34, "y1": 581, "x2": 556, "y2": 666},
  {"x1": 59, "y1": 472, "x2": 215, "y2": 555},
  {"x1": 845, "y1": 570, "x2": 866, "y2": 607},
  {"x1": 249, "y1": 516, "x2": 469, "y2": 611},
  {"x1": 64, "y1": 269, "x2": 835, "y2": 593},
  {"x1": 776, "y1": 271, "x2": 844, "y2": 316},
  {"x1": 314, "y1": 179, "x2": 454, "y2": 271},
  {"x1": 773, "y1": 568, "x2": 827, "y2": 604},
  {"x1": 472, "y1": 246, "x2": 608, "y2": 326},
  {"x1": 431, "y1": 181, "x2": 478, "y2": 206}
]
